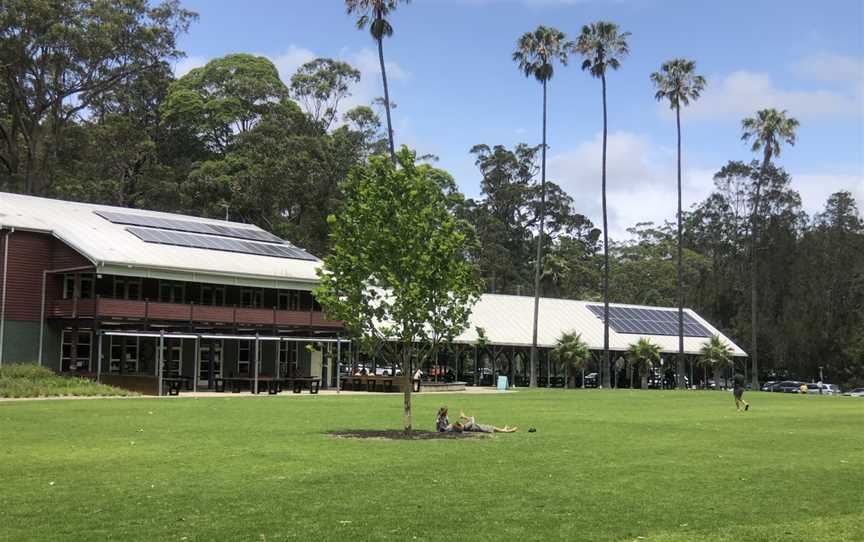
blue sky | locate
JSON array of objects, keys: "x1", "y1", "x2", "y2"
[{"x1": 175, "y1": 0, "x2": 864, "y2": 238}]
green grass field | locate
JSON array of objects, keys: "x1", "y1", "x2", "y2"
[{"x1": 1, "y1": 390, "x2": 861, "y2": 541}]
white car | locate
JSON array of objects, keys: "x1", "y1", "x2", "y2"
[
  {"x1": 844, "y1": 387, "x2": 864, "y2": 397},
  {"x1": 806, "y1": 383, "x2": 838, "y2": 395}
]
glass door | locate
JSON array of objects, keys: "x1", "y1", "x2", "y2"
[
  {"x1": 161, "y1": 340, "x2": 183, "y2": 377},
  {"x1": 198, "y1": 340, "x2": 223, "y2": 388}
]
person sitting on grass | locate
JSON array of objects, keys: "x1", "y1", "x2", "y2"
[
  {"x1": 435, "y1": 406, "x2": 450, "y2": 432},
  {"x1": 457, "y1": 411, "x2": 518, "y2": 433}
]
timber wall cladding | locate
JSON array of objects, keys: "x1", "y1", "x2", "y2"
[{"x1": 1, "y1": 231, "x2": 91, "y2": 321}]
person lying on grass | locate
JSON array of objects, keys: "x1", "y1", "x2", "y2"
[
  {"x1": 455, "y1": 411, "x2": 518, "y2": 433},
  {"x1": 435, "y1": 407, "x2": 451, "y2": 432}
]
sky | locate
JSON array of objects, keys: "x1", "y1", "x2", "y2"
[{"x1": 174, "y1": 0, "x2": 864, "y2": 239}]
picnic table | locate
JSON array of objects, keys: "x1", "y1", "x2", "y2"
[
  {"x1": 341, "y1": 375, "x2": 396, "y2": 392},
  {"x1": 162, "y1": 375, "x2": 193, "y2": 395},
  {"x1": 213, "y1": 375, "x2": 320, "y2": 394}
]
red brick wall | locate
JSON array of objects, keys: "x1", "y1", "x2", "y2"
[{"x1": 0, "y1": 230, "x2": 92, "y2": 322}]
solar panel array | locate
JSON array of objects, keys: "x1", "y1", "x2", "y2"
[
  {"x1": 126, "y1": 227, "x2": 317, "y2": 261},
  {"x1": 95, "y1": 210, "x2": 284, "y2": 244},
  {"x1": 586, "y1": 305, "x2": 712, "y2": 337}
]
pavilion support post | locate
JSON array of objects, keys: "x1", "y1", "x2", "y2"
[
  {"x1": 336, "y1": 335, "x2": 342, "y2": 394},
  {"x1": 96, "y1": 330, "x2": 103, "y2": 382},
  {"x1": 192, "y1": 335, "x2": 201, "y2": 392},
  {"x1": 474, "y1": 345, "x2": 479, "y2": 387},
  {"x1": 254, "y1": 334, "x2": 260, "y2": 395},
  {"x1": 158, "y1": 331, "x2": 164, "y2": 397}
]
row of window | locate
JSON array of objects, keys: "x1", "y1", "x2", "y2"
[
  {"x1": 60, "y1": 331, "x2": 300, "y2": 377},
  {"x1": 61, "y1": 274, "x2": 308, "y2": 310}
]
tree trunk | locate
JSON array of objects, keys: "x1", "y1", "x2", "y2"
[
  {"x1": 713, "y1": 365, "x2": 722, "y2": 391},
  {"x1": 601, "y1": 73, "x2": 611, "y2": 389},
  {"x1": 376, "y1": 30, "x2": 396, "y2": 165},
  {"x1": 529, "y1": 78, "x2": 548, "y2": 389},
  {"x1": 676, "y1": 105, "x2": 686, "y2": 390},
  {"x1": 402, "y1": 344, "x2": 412, "y2": 434},
  {"x1": 640, "y1": 370, "x2": 648, "y2": 389},
  {"x1": 750, "y1": 150, "x2": 769, "y2": 391}
]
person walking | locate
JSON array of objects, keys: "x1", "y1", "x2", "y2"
[{"x1": 733, "y1": 373, "x2": 750, "y2": 411}]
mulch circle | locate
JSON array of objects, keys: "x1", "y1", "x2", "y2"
[{"x1": 329, "y1": 430, "x2": 488, "y2": 440}]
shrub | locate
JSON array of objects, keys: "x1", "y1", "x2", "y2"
[{"x1": 0, "y1": 363, "x2": 136, "y2": 398}]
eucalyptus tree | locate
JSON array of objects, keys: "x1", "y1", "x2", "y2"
[
  {"x1": 551, "y1": 331, "x2": 591, "y2": 388},
  {"x1": 627, "y1": 338, "x2": 661, "y2": 389},
  {"x1": 650, "y1": 58, "x2": 706, "y2": 389},
  {"x1": 290, "y1": 58, "x2": 361, "y2": 132},
  {"x1": 512, "y1": 25, "x2": 572, "y2": 388},
  {"x1": 741, "y1": 108, "x2": 799, "y2": 389},
  {"x1": 345, "y1": 0, "x2": 410, "y2": 163},
  {"x1": 574, "y1": 21, "x2": 631, "y2": 388}
]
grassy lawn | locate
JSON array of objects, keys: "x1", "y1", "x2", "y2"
[
  {"x1": 1, "y1": 390, "x2": 861, "y2": 541},
  {"x1": 0, "y1": 365, "x2": 135, "y2": 398}
]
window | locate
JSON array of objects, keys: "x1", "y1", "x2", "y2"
[
  {"x1": 61, "y1": 330, "x2": 91, "y2": 372},
  {"x1": 79, "y1": 275, "x2": 94, "y2": 299},
  {"x1": 62, "y1": 274, "x2": 76, "y2": 300},
  {"x1": 114, "y1": 277, "x2": 142, "y2": 300},
  {"x1": 159, "y1": 281, "x2": 185, "y2": 303},
  {"x1": 279, "y1": 341, "x2": 297, "y2": 378},
  {"x1": 238, "y1": 341, "x2": 252, "y2": 375},
  {"x1": 241, "y1": 288, "x2": 262, "y2": 308},
  {"x1": 160, "y1": 342, "x2": 183, "y2": 377},
  {"x1": 201, "y1": 285, "x2": 226, "y2": 306},
  {"x1": 277, "y1": 291, "x2": 301, "y2": 311},
  {"x1": 109, "y1": 337, "x2": 139, "y2": 374}
]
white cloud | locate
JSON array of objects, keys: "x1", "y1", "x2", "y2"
[
  {"x1": 269, "y1": 45, "x2": 317, "y2": 82},
  {"x1": 681, "y1": 70, "x2": 863, "y2": 120},
  {"x1": 547, "y1": 131, "x2": 863, "y2": 239},
  {"x1": 173, "y1": 55, "x2": 207, "y2": 77},
  {"x1": 793, "y1": 53, "x2": 864, "y2": 84}
]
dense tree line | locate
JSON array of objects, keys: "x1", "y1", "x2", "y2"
[{"x1": 1, "y1": 1, "x2": 861, "y2": 386}]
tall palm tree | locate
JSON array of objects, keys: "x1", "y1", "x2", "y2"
[
  {"x1": 574, "y1": 21, "x2": 630, "y2": 388},
  {"x1": 650, "y1": 59, "x2": 706, "y2": 390},
  {"x1": 741, "y1": 108, "x2": 799, "y2": 390},
  {"x1": 513, "y1": 25, "x2": 571, "y2": 388},
  {"x1": 551, "y1": 331, "x2": 591, "y2": 388},
  {"x1": 346, "y1": 0, "x2": 409, "y2": 164},
  {"x1": 627, "y1": 338, "x2": 661, "y2": 389},
  {"x1": 698, "y1": 334, "x2": 733, "y2": 390}
]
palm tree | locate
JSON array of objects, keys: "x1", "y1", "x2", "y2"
[
  {"x1": 574, "y1": 21, "x2": 630, "y2": 389},
  {"x1": 741, "y1": 108, "x2": 799, "y2": 390},
  {"x1": 698, "y1": 334, "x2": 733, "y2": 390},
  {"x1": 627, "y1": 338, "x2": 661, "y2": 389},
  {"x1": 650, "y1": 59, "x2": 706, "y2": 390},
  {"x1": 513, "y1": 25, "x2": 571, "y2": 388},
  {"x1": 551, "y1": 331, "x2": 590, "y2": 388},
  {"x1": 345, "y1": 0, "x2": 409, "y2": 164}
]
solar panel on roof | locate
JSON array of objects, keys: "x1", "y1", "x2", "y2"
[
  {"x1": 586, "y1": 304, "x2": 712, "y2": 338},
  {"x1": 94, "y1": 210, "x2": 285, "y2": 244},
  {"x1": 126, "y1": 227, "x2": 317, "y2": 261}
]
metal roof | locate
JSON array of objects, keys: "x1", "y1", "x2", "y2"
[
  {"x1": 0, "y1": 192, "x2": 321, "y2": 289},
  {"x1": 453, "y1": 294, "x2": 747, "y2": 356}
]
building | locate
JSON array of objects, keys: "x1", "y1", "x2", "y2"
[
  {"x1": 1, "y1": 192, "x2": 746, "y2": 392},
  {"x1": 0, "y1": 192, "x2": 345, "y2": 393}
]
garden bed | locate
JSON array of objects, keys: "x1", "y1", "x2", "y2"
[{"x1": 0, "y1": 364, "x2": 137, "y2": 398}]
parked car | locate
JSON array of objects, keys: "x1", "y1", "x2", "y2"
[
  {"x1": 583, "y1": 372, "x2": 599, "y2": 388},
  {"x1": 760, "y1": 381, "x2": 778, "y2": 392},
  {"x1": 843, "y1": 388, "x2": 864, "y2": 397},
  {"x1": 806, "y1": 383, "x2": 838, "y2": 395},
  {"x1": 775, "y1": 381, "x2": 802, "y2": 393}
]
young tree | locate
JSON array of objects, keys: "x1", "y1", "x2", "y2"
[
  {"x1": 574, "y1": 21, "x2": 631, "y2": 388},
  {"x1": 345, "y1": 0, "x2": 410, "y2": 164},
  {"x1": 290, "y1": 58, "x2": 361, "y2": 132},
  {"x1": 698, "y1": 334, "x2": 733, "y2": 390},
  {"x1": 627, "y1": 338, "x2": 661, "y2": 389},
  {"x1": 551, "y1": 331, "x2": 590, "y2": 388},
  {"x1": 0, "y1": 0, "x2": 196, "y2": 194},
  {"x1": 650, "y1": 58, "x2": 706, "y2": 389},
  {"x1": 315, "y1": 147, "x2": 481, "y2": 433},
  {"x1": 741, "y1": 108, "x2": 799, "y2": 389},
  {"x1": 512, "y1": 25, "x2": 571, "y2": 388}
]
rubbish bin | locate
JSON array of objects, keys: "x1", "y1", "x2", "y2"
[{"x1": 497, "y1": 375, "x2": 508, "y2": 391}]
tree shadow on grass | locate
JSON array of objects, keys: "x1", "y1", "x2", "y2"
[{"x1": 329, "y1": 430, "x2": 489, "y2": 440}]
